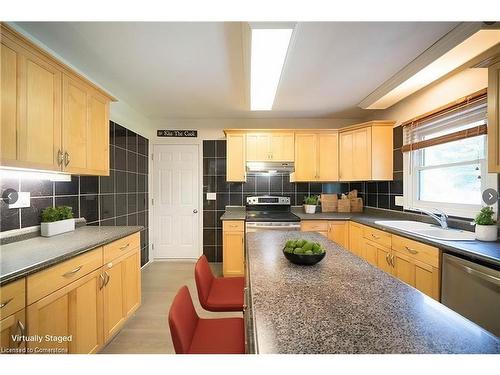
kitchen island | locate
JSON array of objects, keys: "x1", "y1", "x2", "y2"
[{"x1": 245, "y1": 231, "x2": 500, "y2": 354}]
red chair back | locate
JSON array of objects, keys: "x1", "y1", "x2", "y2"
[
  {"x1": 194, "y1": 255, "x2": 214, "y2": 309},
  {"x1": 168, "y1": 286, "x2": 199, "y2": 354}
]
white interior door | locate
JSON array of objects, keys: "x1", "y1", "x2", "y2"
[{"x1": 153, "y1": 144, "x2": 200, "y2": 258}]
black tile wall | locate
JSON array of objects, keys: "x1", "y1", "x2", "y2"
[{"x1": 0, "y1": 121, "x2": 151, "y2": 267}]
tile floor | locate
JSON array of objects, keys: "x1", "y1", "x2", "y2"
[{"x1": 101, "y1": 261, "x2": 241, "y2": 354}]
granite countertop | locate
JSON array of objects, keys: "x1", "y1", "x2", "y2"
[
  {"x1": 0, "y1": 226, "x2": 143, "y2": 285},
  {"x1": 220, "y1": 206, "x2": 247, "y2": 220},
  {"x1": 246, "y1": 231, "x2": 500, "y2": 354}
]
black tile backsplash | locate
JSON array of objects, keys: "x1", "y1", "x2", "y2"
[{"x1": 0, "y1": 121, "x2": 150, "y2": 267}]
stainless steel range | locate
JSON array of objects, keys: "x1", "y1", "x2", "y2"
[{"x1": 245, "y1": 196, "x2": 300, "y2": 232}]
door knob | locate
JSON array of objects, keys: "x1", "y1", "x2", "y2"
[{"x1": 193, "y1": 209, "x2": 198, "y2": 213}]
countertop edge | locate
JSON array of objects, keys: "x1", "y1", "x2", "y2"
[{"x1": 0, "y1": 226, "x2": 143, "y2": 286}]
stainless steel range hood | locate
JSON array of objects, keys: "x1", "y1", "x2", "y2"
[{"x1": 246, "y1": 161, "x2": 294, "y2": 173}]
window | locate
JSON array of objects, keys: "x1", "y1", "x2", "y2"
[{"x1": 403, "y1": 95, "x2": 497, "y2": 218}]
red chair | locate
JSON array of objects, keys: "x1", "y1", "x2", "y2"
[
  {"x1": 194, "y1": 255, "x2": 244, "y2": 312},
  {"x1": 168, "y1": 286, "x2": 245, "y2": 354}
]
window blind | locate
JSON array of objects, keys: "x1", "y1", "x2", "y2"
[{"x1": 401, "y1": 94, "x2": 487, "y2": 153}]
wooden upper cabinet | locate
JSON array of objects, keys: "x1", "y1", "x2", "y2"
[
  {"x1": 294, "y1": 133, "x2": 317, "y2": 181},
  {"x1": 246, "y1": 132, "x2": 294, "y2": 161},
  {"x1": 339, "y1": 121, "x2": 394, "y2": 181},
  {"x1": 0, "y1": 23, "x2": 114, "y2": 175},
  {"x1": 294, "y1": 132, "x2": 338, "y2": 182},
  {"x1": 488, "y1": 60, "x2": 500, "y2": 172},
  {"x1": 226, "y1": 132, "x2": 246, "y2": 182},
  {"x1": 1, "y1": 41, "x2": 18, "y2": 164},
  {"x1": 62, "y1": 75, "x2": 109, "y2": 175},
  {"x1": 317, "y1": 133, "x2": 339, "y2": 181}
]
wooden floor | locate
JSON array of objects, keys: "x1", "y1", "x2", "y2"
[{"x1": 100, "y1": 260, "x2": 241, "y2": 354}]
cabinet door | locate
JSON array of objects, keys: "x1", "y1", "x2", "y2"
[
  {"x1": 339, "y1": 131, "x2": 354, "y2": 181},
  {"x1": 362, "y1": 240, "x2": 378, "y2": 266},
  {"x1": 226, "y1": 133, "x2": 246, "y2": 182},
  {"x1": 1, "y1": 41, "x2": 18, "y2": 164},
  {"x1": 327, "y1": 221, "x2": 348, "y2": 248},
  {"x1": 392, "y1": 251, "x2": 415, "y2": 287},
  {"x1": 86, "y1": 92, "x2": 109, "y2": 175},
  {"x1": 488, "y1": 60, "x2": 500, "y2": 172},
  {"x1": 376, "y1": 246, "x2": 393, "y2": 275},
  {"x1": 0, "y1": 309, "x2": 26, "y2": 353},
  {"x1": 269, "y1": 133, "x2": 294, "y2": 161},
  {"x1": 62, "y1": 75, "x2": 88, "y2": 173},
  {"x1": 123, "y1": 250, "x2": 141, "y2": 317},
  {"x1": 294, "y1": 133, "x2": 317, "y2": 181},
  {"x1": 17, "y1": 48, "x2": 62, "y2": 171},
  {"x1": 102, "y1": 261, "x2": 126, "y2": 341},
  {"x1": 246, "y1": 133, "x2": 270, "y2": 161},
  {"x1": 348, "y1": 222, "x2": 364, "y2": 257},
  {"x1": 223, "y1": 229, "x2": 244, "y2": 277},
  {"x1": 352, "y1": 127, "x2": 372, "y2": 180},
  {"x1": 317, "y1": 133, "x2": 339, "y2": 181},
  {"x1": 27, "y1": 270, "x2": 103, "y2": 354},
  {"x1": 414, "y1": 259, "x2": 440, "y2": 301}
]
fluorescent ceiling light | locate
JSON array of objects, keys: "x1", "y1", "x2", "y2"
[
  {"x1": 0, "y1": 168, "x2": 71, "y2": 181},
  {"x1": 250, "y1": 28, "x2": 293, "y2": 111},
  {"x1": 367, "y1": 29, "x2": 500, "y2": 109}
]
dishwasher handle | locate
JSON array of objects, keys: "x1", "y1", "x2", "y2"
[{"x1": 446, "y1": 255, "x2": 500, "y2": 288}]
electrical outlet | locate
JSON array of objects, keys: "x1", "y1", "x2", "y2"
[
  {"x1": 394, "y1": 196, "x2": 404, "y2": 207},
  {"x1": 9, "y1": 192, "x2": 30, "y2": 208},
  {"x1": 206, "y1": 193, "x2": 216, "y2": 200}
]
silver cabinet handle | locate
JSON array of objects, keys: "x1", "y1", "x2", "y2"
[
  {"x1": 119, "y1": 243, "x2": 130, "y2": 250},
  {"x1": 17, "y1": 320, "x2": 26, "y2": 347},
  {"x1": 405, "y1": 246, "x2": 418, "y2": 255},
  {"x1": 371, "y1": 234, "x2": 380, "y2": 239},
  {"x1": 385, "y1": 253, "x2": 390, "y2": 266},
  {"x1": 57, "y1": 150, "x2": 64, "y2": 166},
  {"x1": 62, "y1": 265, "x2": 82, "y2": 278},
  {"x1": 390, "y1": 254, "x2": 395, "y2": 267},
  {"x1": 104, "y1": 272, "x2": 110, "y2": 286},
  {"x1": 99, "y1": 274, "x2": 106, "y2": 290},
  {"x1": 64, "y1": 151, "x2": 70, "y2": 166},
  {"x1": 0, "y1": 297, "x2": 14, "y2": 309}
]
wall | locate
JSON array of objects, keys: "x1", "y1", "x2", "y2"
[{"x1": 0, "y1": 121, "x2": 151, "y2": 267}]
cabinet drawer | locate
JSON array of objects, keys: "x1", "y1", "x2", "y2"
[
  {"x1": 223, "y1": 221, "x2": 244, "y2": 232},
  {"x1": 363, "y1": 226, "x2": 391, "y2": 248},
  {"x1": 27, "y1": 247, "x2": 103, "y2": 304},
  {"x1": 104, "y1": 233, "x2": 140, "y2": 263},
  {"x1": 392, "y1": 235, "x2": 439, "y2": 268},
  {"x1": 301, "y1": 220, "x2": 328, "y2": 232},
  {"x1": 0, "y1": 279, "x2": 25, "y2": 319}
]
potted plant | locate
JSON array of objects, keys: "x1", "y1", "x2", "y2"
[
  {"x1": 303, "y1": 195, "x2": 320, "y2": 214},
  {"x1": 40, "y1": 206, "x2": 75, "y2": 237},
  {"x1": 473, "y1": 206, "x2": 497, "y2": 242}
]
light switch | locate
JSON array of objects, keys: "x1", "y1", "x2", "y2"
[
  {"x1": 9, "y1": 192, "x2": 30, "y2": 208},
  {"x1": 206, "y1": 193, "x2": 216, "y2": 200},
  {"x1": 394, "y1": 196, "x2": 404, "y2": 207}
]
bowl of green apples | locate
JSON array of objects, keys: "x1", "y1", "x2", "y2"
[{"x1": 282, "y1": 239, "x2": 326, "y2": 265}]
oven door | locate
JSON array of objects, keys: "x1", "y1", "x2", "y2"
[{"x1": 245, "y1": 221, "x2": 301, "y2": 233}]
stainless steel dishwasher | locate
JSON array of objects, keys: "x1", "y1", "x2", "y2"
[{"x1": 442, "y1": 253, "x2": 500, "y2": 337}]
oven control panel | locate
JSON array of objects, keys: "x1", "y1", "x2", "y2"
[{"x1": 246, "y1": 196, "x2": 291, "y2": 205}]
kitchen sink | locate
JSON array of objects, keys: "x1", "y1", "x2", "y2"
[{"x1": 374, "y1": 220, "x2": 476, "y2": 241}]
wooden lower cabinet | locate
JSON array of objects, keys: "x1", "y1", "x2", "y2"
[
  {"x1": 0, "y1": 309, "x2": 26, "y2": 353},
  {"x1": 362, "y1": 240, "x2": 379, "y2": 267},
  {"x1": 348, "y1": 222, "x2": 364, "y2": 257},
  {"x1": 223, "y1": 221, "x2": 245, "y2": 277},
  {"x1": 103, "y1": 249, "x2": 141, "y2": 341},
  {"x1": 300, "y1": 220, "x2": 328, "y2": 237},
  {"x1": 327, "y1": 221, "x2": 348, "y2": 248},
  {"x1": 27, "y1": 268, "x2": 103, "y2": 354}
]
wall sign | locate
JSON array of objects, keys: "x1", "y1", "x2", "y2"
[{"x1": 157, "y1": 130, "x2": 198, "y2": 138}]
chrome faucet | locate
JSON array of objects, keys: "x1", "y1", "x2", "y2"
[{"x1": 413, "y1": 208, "x2": 449, "y2": 229}]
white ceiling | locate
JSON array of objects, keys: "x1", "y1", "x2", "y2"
[{"x1": 15, "y1": 22, "x2": 458, "y2": 119}]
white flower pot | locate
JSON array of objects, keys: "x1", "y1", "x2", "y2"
[
  {"x1": 41, "y1": 218, "x2": 75, "y2": 237},
  {"x1": 303, "y1": 204, "x2": 316, "y2": 214},
  {"x1": 474, "y1": 224, "x2": 497, "y2": 242}
]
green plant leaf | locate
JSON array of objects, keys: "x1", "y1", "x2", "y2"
[{"x1": 474, "y1": 206, "x2": 496, "y2": 225}]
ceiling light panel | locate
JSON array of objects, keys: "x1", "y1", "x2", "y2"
[
  {"x1": 367, "y1": 29, "x2": 500, "y2": 109},
  {"x1": 250, "y1": 28, "x2": 293, "y2": 111}
]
